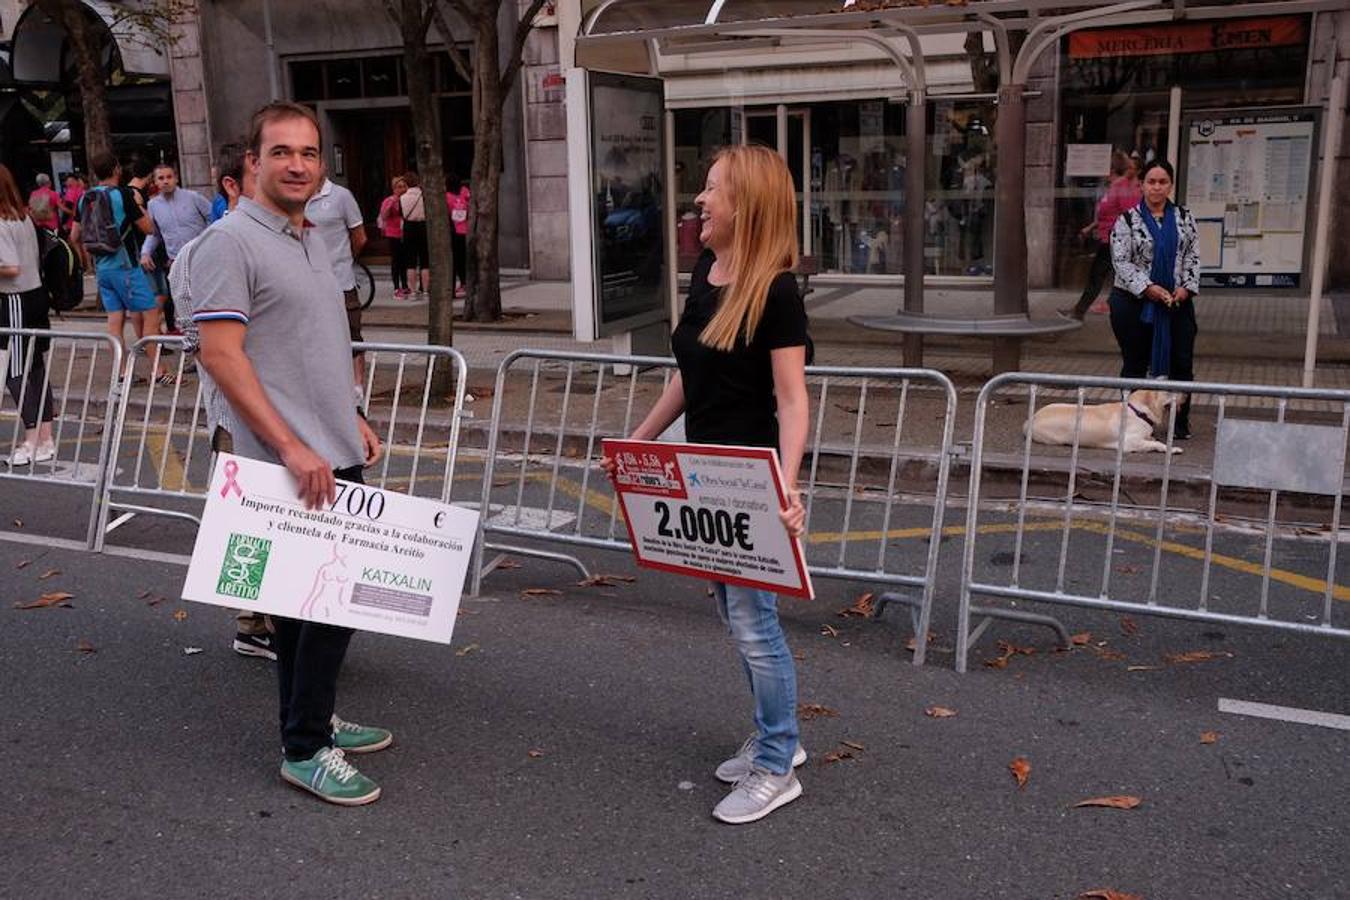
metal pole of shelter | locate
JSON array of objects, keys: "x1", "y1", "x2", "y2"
[
  {"x1": 904, "y1": 91, "x2": 926, "y2": 368},
  {"x1": 992, "y1": 81, "x2": 1027, "y2": 373},
  {"x1": 1304, "y1": 64, "x2": 1347, "y2": 388}
]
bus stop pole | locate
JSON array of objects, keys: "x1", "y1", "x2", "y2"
[{"x1": 1303, "y1": 65, "x2": 1346, "y2": 389}]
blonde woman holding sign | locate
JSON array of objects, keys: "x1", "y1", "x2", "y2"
[{"x1": 604, "y1": 145, "x2": 811, "y2": 824}]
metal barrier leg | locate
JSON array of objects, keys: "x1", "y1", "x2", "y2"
[
  {"x1": 481, "y1": 542, "x2": 591, "y2": 581},
  {"x1": 963, "y1": 602, "x2": 1073, "y2": 663}
]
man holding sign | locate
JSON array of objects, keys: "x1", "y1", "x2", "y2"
[
  {"x1": 603, "y1": 146, "x2": 811, "y2": 825},
  {"x1": 190, "y1": 102, "x2": 388, "y2": 806}
]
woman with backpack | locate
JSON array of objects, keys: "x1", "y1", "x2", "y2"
[
  {"x1": 0, "y1": 164, "x2": 56, "y2": 466},
  {"x1": 399, "y1": 172, "x2": 429, "y2": 297}
]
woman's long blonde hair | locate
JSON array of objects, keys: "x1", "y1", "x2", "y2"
[{"x1": 700, "y1": 145, "x2": 799, "y2": 352}]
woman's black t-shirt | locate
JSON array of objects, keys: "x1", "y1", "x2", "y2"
[{"x1": 671, "y1": 249, "x2": 810, "y2": 448}]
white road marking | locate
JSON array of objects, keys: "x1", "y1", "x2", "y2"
[{"x1": 1218, "y1": 698, "x2": 1350, "y2": 731}]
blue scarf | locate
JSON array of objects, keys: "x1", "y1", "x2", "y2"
[{"x1": 1137, "y1": 200, "x2": 1179, "y2": 377}]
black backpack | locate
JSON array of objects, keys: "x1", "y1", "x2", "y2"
[
  {"x1": 77, "y1": 186, "x2": 129, "y2": 258},
  {"x1": 34, "y1": 222, "x2": 85, "y2": 313}
]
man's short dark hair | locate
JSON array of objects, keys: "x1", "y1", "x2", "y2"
[
  {"x1": 127, "y1": 152, "x2": 155, "y2": 180},
  {"x1": 153, "y1": 162, "x2": 177, "y2": 177},
  {"x1": 90, "y1": 151, "x2": 119, "y2": 181},
  {"x1": 247, "y1": 101, "x2": 322, "y2": 156},
  {"x1": 216, "y1": 140, "x2": 247, "y2": 193}
]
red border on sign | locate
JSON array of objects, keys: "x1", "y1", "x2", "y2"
[{"x1": 602, "y1": 438, "x2": 814, "y2": 599}]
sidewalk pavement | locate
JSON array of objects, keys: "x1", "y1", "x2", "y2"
[{"x1": 60, "y1": 270, "x2": 1350, "y2": 389}]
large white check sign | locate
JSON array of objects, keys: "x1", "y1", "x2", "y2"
[
  {"x1": 183, "y1": 453, "x2": 479, "y2": 644},
  {"x1": 603, "y1": 439, "x2": 814, "y2": 599}
]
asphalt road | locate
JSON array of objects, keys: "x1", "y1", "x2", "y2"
[{"x1": 2, "y1": 474, "x2": 1348, "y2": 899}]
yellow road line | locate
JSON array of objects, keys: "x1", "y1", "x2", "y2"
[{"x1": 143, "y1": 432, "x2": 189, "y2": 492}]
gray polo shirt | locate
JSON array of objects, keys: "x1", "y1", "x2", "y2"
[
  {"x1": 305, "y1": 179, "x2": 363, "y2": 291},
  {"x1": 187, "y1": 197, "x2": 364, "y2": 470}
]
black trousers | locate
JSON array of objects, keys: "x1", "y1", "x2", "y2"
[
  {"x1": 1108, "y1": 287, "x2": 1196, "y2": 430},
  {"x1": 3, "y1": 288, "x2": 55, "y2": 428},
  {"x1": 450, "y1": 231, "x2": 467, "y2": 291},
  {"x1": 1071, "y1": 241, "x2": 1114, "y2": 316},
  {"x1": 273, "y1": 464, "x2": 363, "y2": 761},
  {"x1": 388, "y1": 237, "x2": 408, "y2": 291}
]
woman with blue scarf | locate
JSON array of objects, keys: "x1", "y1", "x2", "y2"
[{"x1": 1108, "y1": 159, "x2": 1202, "y2": 439}]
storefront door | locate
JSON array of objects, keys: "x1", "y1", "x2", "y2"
[{"x1": 742, "y1": 107, "x2": 813, "y2": 260}]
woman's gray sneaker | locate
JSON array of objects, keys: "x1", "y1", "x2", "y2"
[
  {"x1": 712, "y1": 767, "x2": 802, "y2": 824},
  {"x1": 715, "y1": 735, "x2": 807, "y2": 783}
]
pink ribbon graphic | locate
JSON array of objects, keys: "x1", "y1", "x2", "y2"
[{"x1": 219, "y1": 460, "x2": 243, "y2": 499}]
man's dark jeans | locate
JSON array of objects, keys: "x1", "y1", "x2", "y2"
[{"x1": 274, "y1": 464, "x2": 363, "y2": 761}]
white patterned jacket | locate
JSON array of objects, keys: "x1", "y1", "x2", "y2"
[{"x1": 1109, "y1": 203, "x2": 1202, "y2": 298}]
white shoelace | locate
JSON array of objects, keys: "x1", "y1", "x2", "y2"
[
  {"x1": 318, "y1": 747, "x2": 357, "y2": 783},
  {"x1": 331, "y1": 715, "x2": 361, "y2": 734}
]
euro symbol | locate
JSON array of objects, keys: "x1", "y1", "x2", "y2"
[{"x1": 734, "y1": 512, "x2": 754, "y2": 551}]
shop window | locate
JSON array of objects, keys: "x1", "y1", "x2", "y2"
[
  {"x1": 363, "y1": 55, "x2": 399, "y2": 97},
  {"x1": 290, "y1": 60, "x2": 324, "y2": 101},
  {"x1": 1053, "y1": 16, "x2": 1309, "y2": 287},
  {"x1": 326, "y1": 58, "x2": 361, "y2": 99}
]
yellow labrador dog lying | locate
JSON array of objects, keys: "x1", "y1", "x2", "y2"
[{"x1": 1028, "y1": 388, "x2": 1182, "y2": 454}]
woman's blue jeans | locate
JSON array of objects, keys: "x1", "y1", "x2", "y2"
[{"x1": 714, "y1": 582, "x2": 800, "y2": 775}]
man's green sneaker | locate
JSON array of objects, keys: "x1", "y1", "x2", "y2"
[
  {"x1": 280, "y1": 747, "x2": 381, "y2": 806},
  {"x1": 331, "y1": 714, "x2": 393, "y2": 754}
]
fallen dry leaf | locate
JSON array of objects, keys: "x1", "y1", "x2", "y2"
[
  {"x1": 12, "y1": 518, "x2": 22, "y2": 528},
  {"x1": 37, "y1": 569, "x2": 60, "y2": 581},
  {"x1": 798, "y1": 703, "x2": 839, "y2": 720},
  {"x1": 15, "y1": 559, "x2": 31, "y2": 570},
  {"x1": 527, "y1": 749, "x2": 545, "y2": 759},
  {"x1": 496, "y1": 559, "x2": 522, "y2": 570},
  {"x1": 925, "y1": 706, "x2": 958, "y2": 718},
  {"x1": 75, "y1": 639, "x2": 96, "y2": 654},
  {"x1": 819, "y1": 623, "x2": 839, "y2": 638},
  {"x1": 1126, "y1": 665, "x2": 1160, "y2": 672},
  {"x1": 1092, "y1": 645, "x2": 1128, "y2": 662},
  {"x1": 183, "y1": 647, "x2": 203, "y2": 656},
  {"x1": 985, "y1": 640, "x2": 1036, "y2": 668},
  {"x1": 1120, "y1": 616, "x2": 1139, "y2": 636},
  {"x1": 577, "y1": 574, "x2": 636, "y2": 588},
  {"x1": 1115, "y1": 564, "x2": 1140, "y2": 575},
  {"x1": 1009, "y1": 756, "x2": 1031, "y2": 789},
  {"x1": 840, "y1": 740, "x2": 865, "y2": 752},
  {"x1": 905, "y1": 631, "x2": 939, "y2": 652},
  {"x1": 454, "y1": 643, "x2": 480, "y2": 657},
  {"x1": 145, "y1": 595, "x2": 165, "y2": 607},
  {"x1": 172, "y1": 609, "x2": 188, "y2": 622},
  {"x1": 822, "y1": 748, "x2": 857, "y2": 765},
  {"x1": 1071, "y1": 632, "x2": 1092, "y2": 645},
  {"x1": 520, "y1": 588, "x2": 562, "y2": 598},
  {"x1": 836, "y1": 592, "x2": 875, "y2": 619},
  {"x1": 14, "y1": 591, "x2": 74, "y2": 610},
  {"x1": 137, "y1": 589, "x2": 153, "y2": 600},
  {"x1": 1073, "y1": 795, "x2": 1142, "y2": 810},
  {"x1": 1200, "y1": 731, "x2": 1220, "y2": 745},
  {"x1": 1164, "y1": 650, "x2": 1233, "y2": 664},
  {"x1": 1078, "y1": 890, "x2": 1143, "y2": 900}
]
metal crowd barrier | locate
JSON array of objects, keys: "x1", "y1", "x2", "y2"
[
  {"x1": 95, "y1": 336, "x2": 469, "y2": 552},
  {"x1": 956, "y1": 372, "x2": 1350, "y2": 672},
  {"x1": 0, "y1": 327, "x2": 124, "y2": 549},
  {"x1": 469, "y1": 349, "x2": 958, "y2": 665}
]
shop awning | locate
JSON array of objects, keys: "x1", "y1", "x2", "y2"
[{"x1": 9, "y1": 0, "x2": 169, "y2": 85}]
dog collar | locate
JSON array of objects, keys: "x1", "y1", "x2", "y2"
[{"x1": 1127, "y1": 402, "x2": 1156, "y2": 428}]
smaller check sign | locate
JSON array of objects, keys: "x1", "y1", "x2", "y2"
[{"x1": 603, "y1": 439, "x2": 813, "y2": 599}]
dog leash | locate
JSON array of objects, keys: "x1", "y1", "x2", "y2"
[{"x1": 1127, "y1": 402, "x2": 1156, "y2": 429}]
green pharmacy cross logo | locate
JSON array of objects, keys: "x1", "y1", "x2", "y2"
[{"x1": 216, "y1": 533, "x2": 272, "y2": 601}]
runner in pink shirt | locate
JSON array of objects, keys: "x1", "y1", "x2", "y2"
[
  {"x1": 446, "y1": 176, "x2": 469, "y2": 298},
  {"x1": 1063, "y1": 152, "x2": 1141, "y2": 320},
  {"x1": 27, "y1": 174, "x2": 61, "y2": 229},
  {"x1": 376, "y1": 176, "x2": 409, "y2": 299}
]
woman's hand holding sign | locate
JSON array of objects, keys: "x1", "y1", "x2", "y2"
[{"x1": 779, "y1": 486, "x2": 806, "y2": 538}]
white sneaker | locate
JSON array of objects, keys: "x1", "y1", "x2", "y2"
[
  {"x1": 6, "y1": 443, "x2": 34, "y2": 466},
  {"x1": 33, "y1": 443, "x2": 55, "y2": 463},
  {"x1": 715, "y1": 734, "x2": 808, "y2": 783},
  {"x1": 712, "y1": 766, "x2": 802, "y2": 824}
]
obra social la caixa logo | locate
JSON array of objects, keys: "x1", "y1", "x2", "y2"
[{"x1": 217, "y1": 533, "x2": 273, "y2": 601}]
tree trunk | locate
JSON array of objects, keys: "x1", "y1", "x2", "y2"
[
  {"x1": 400, "y1": 0, "x2": 455, "y2": 390},
  {"x1": 38, "y1": 0, "x2": 112, "y2": 161},
  {"x1": 463, "y1": 14, "x2": 504, "y2": 322}
]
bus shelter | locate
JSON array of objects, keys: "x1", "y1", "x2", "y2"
[{"x1": 568, "y1": 0, "x2": 1346, "y2": 372}]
